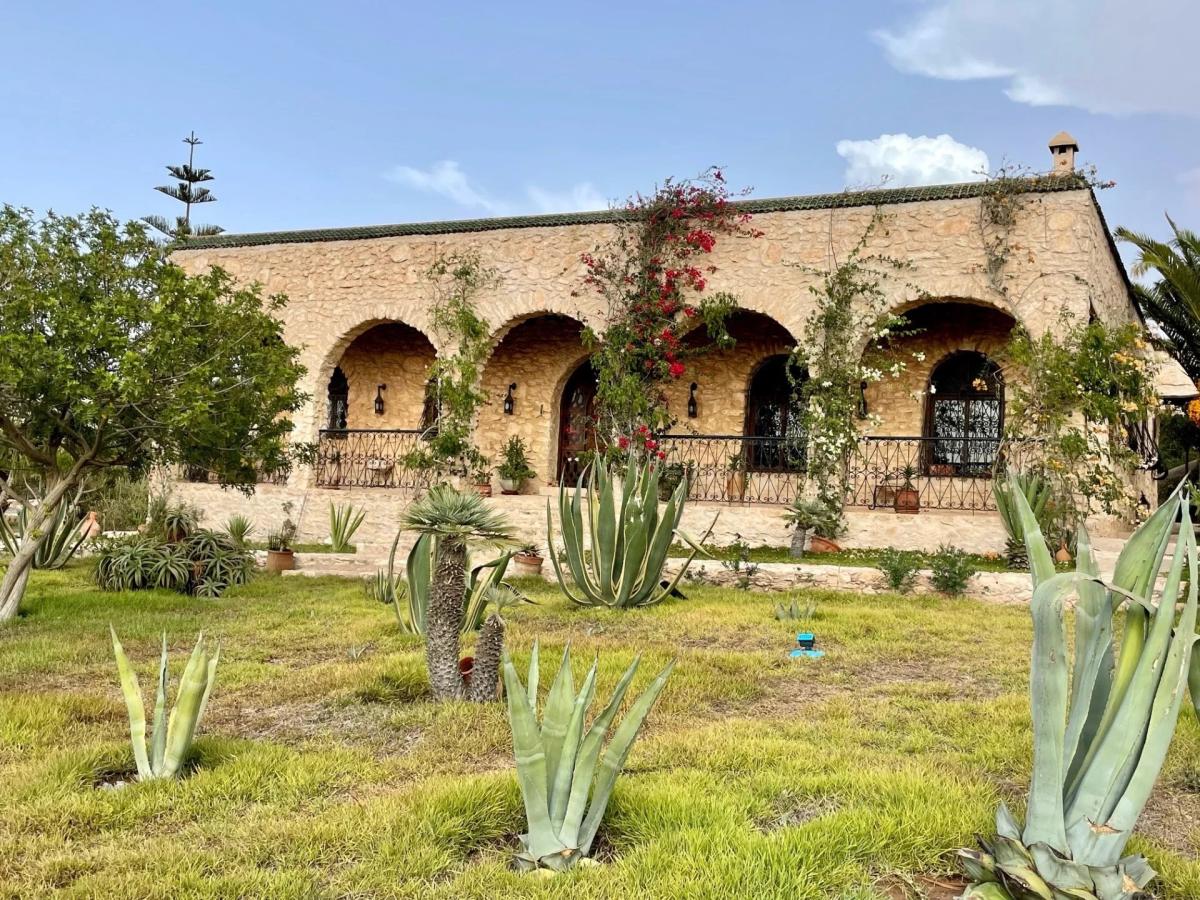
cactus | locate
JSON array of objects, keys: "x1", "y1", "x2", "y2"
[
  {"x1": 502, "y1": 643, "x2": 673, "y2": 871},
  {"x1": 957, "y1": 478, "x2": 1198, "y2": 899},
  {"x1": 110, "y1": 629, "x2": 220, "y2": 781},
  {"x1": 548, "y1": 457, "x2": 713, "y2": 608}
]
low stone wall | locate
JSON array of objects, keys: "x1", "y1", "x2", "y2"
[{"x1": 172, "y1": 481, "x2": 1011, "y2": 555}]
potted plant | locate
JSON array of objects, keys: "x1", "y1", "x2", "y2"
[
  {"x1": 497, "y1": 436, "x2": 536, "y2": 495},
  {"x1": 513, "y1": 542, "x2": 545, "y2": 577},
  {"x1": 725, "y1": 451, "x2": 747, "y2": 502},
  {"x1": 470, "y1": 454, "x2": 493, "y2": 497},
  {"x1": 894, "y1": 465, "x2": 920, "y2": 515},
  {"x1": 265, "y1": 504, "x2": 298, "y2": 573},
  {"x1": 782, "y1": 498, "x2": 844, "y2": 557}
]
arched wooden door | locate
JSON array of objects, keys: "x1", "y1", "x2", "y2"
[{"x1": 557, "y1": 360, "x2": 598, "y2": 483}]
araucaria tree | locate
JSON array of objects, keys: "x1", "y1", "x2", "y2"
[
  {"x1": 143, "y1": 131, "x2": 224, "y2": 241},
  {"x1": 401, "y1": 485, "x2": 513, "y2": 702},
  {"x1": 577, "y1": 168, "x2": 761, "y2": 456},
  {"x1": 0, "y1": 207, "x2": 306, "y2": 620}
]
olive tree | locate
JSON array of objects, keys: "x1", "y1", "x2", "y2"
[{"x1": 0, "y1": 206, "x2": 306, "y2": 619}]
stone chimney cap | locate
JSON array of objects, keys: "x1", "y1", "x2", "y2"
[{"x1": 1048, "y1": 131, "x2": 1079, "y2": 151}]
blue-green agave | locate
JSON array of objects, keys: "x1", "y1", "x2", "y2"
[
  {"x1": 0, "y1": 496, "x2": 90, "y2": 569},
  {"x1": 502, "y1": 643, "x2": 674, "y2": 871},
  {"x1": 111, "y1": 629, "x2": 220, "y2": 781},
  {"x1": 958, "y1": 479, "x2": 1198, "y2": 900},
  {"x1": 547, "y1": 457, "x2": 712, "y2": 608}
]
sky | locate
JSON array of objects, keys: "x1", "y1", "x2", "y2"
[{"x1": 2, "y1": 0, "x2": 1198, "y2": 268}]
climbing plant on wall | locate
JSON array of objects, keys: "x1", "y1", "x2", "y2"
[{"x1": 575, "y1": 168, "x2": 762, "y2": 458}]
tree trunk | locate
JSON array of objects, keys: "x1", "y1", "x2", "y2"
[
  {"x1": 425, "y1": 536, "x2": 467, "y2": 701},
  {"x1": 0, "y1": 495, "x2": 60, "y2": 622},
  {"x1": 467, "y1": 612, "x2": 505, "y2": 703},
  {"x1": 789, "y1": 527, "x2": 807, "y2": 559}
]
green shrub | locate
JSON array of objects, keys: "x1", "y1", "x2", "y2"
[
  {"x1": 90, "y1": 471, "x2": 150, "y2": 531},
  {"x1": 929, "y1": 544, "x2": 976, "y2": 595},
  {"x1": 95, "y1": 530, "x2": 252, "y2": 598},
  {"x1": 875, "y1": 548, "x2": 921, "y2": 593}
]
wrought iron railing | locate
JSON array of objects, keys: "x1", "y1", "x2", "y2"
[
  {"x1": 655, "y1": 434, "x2": 808, "y2": 504},
  {"x1": 314, "y1": 429, "x2": 430, "y2": 489}
]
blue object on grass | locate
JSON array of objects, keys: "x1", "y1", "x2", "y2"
[{"x1": 790, "y1": 632, "x2": 824, "y2": 658}]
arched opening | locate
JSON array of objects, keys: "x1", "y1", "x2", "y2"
[
  {"x1": 922, "y1": 350, "x2": 1004, "y2": 476},
  {"x1": 743, "y1": 354, "x2": 808, "y2": 471},
  {"x1": 557, "y1": 358, "x2": 599, "y2": 483},
  {"x1": 324, "y1": 321, "x2": 437, "y2": 431}
]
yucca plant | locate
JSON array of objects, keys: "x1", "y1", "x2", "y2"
[
  {"x1": 329, "y1": 502, "x2": 366, "y2": 552},
  {"x1": 548, "y1": 457, "x2": 713, "y2": 608},
  {"x1": 222, "y1": 514, "x2": 255, "y2": 547},
  {"x1": 401, "y1": 484, "x2": 513, "y2": 702},
  {"x1": 957, "y1": 478, "x2": 1197, "y2": 900},
  {"x1": 993, "y1": 469, "x2": 1054, "y2": 569},
  {"x1": 110, "y1": 628, "x2": 220, "y2": 781},
  {"x1": 502, "y1": 643, "x2": 674, "y2": 872},
  {"x1": 0, "y1": 496, "x2": 90, "y2": 569}
]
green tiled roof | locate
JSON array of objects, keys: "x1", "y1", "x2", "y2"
[{"x1": 176, "y1": 175, "x2": 1089, "y2": 250}]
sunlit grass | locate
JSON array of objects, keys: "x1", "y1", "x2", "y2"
[{"x1": 1, "y1": 564, "x2": 1198, "y2": 898}]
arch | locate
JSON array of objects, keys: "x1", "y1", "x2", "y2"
[
  {"x1": 922, "y1": 349, "x2": 1005, "y2": 476},
  {"x1": 743, "y1": 354, "x2": 808, "y2": 471},
  {"x1": 556, "y1": 358, "x2": 600, "y2": 483}
]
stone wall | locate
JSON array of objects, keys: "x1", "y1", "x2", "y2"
[{"x1": 335, "y1": 322, "x2": 436, "y2": 430}]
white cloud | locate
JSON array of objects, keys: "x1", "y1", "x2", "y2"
[
  {"x1": 836, "y1": 133, "x2": 989, "y2": 187},
  {"x1": 385, "y1": 161, "x2": 607, "y2": 216},
  {"x1": 873, "y1": 0, "x2": 1199, "y2": 117}
]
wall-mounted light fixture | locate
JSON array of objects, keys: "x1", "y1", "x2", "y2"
[
  {"x1": 374, "y1": 383, "x2": 387, "y2": 416},
  {"x1": 857, "y1": 380, "x2": 868, "y2": 419},
  {"x1": 687, "y1": 382, "x2": 698, "y2": 418},
  {"x1": 503, "y1": 383, "x2": 517, "y2": 415}
]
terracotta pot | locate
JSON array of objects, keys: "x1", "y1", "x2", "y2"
[
  {"x1": 83, "y1": 510, "x2": 102, "y2": 539},
  {"x1": 1055, "y1": 540, "x2": 1073, "y2": 564},
  {"x1": 498, "y1": 477, "x2": 522, "y2": 495},
  {"x1": 928, "y1": 464, "x2": 954, "y2": 477},
  {"x1": 808, "y1": 535, "x2": 842, "y2": 554},
  {"x1": 726, "y1": 471, "x2": 747, "y2": 502},
  {"x1": 265, "y1": 549, "x2": 295, "y2": 573},
  {"x1": 894, "y1": 489, "x2": 920, "y2": 515},
  {"x1": 513, "y1": 554, "x2": 544, "y2": 577},
  {"x1": 473, "y1": 482, "x2": 493, "y2": 498},
  {"x1": 459, "y1": 656, "x2": 475, "y2": 681}
]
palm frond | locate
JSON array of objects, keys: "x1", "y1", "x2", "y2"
[{"x1": 401, "y1": 484, "x2": 513, "y2": 543}]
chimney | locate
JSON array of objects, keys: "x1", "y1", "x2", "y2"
[{"x1": 1048, "y1": 131, "x2": 1079, "y2": 175}]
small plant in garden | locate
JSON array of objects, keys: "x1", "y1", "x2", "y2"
[
  {"x1": 328, "y1": 502, "x2": 365, "y2": 552},
  {"x1": 95, "y1": 530, "x2": 253, "y2": 598},
  {"x1": 993, "y1": 469, "x2": 1053, "y2": 569},
  {"x1": 497, "y1": 436, "x2": 537, "y2": 492},
  {"x1": 0, "y1": 495, "x2": 90, "y2": 569},
  {"x1": 401, "y1": 484, "x2": 514, "y2": 702},
  {"x1": 782, "y1": 497, "x2": 843, "y2": 557},
  {"x1": 222, "y1": 514, "x2": 255, "y2": 548},
  {"x1": 111, "y1": 629, "x2": 220, "y2": 781},
  {"x1": 929, "y1": 544, "x2": 976, "y2": 595},
  {"x1": 957, "y1": 478, "x2": 1198, "y2": 900},
  {"x1": 548, "y1": 457, "x2": 713, "y2": 608},
  {"x1": 156, "y1": 502, "x2": 199, "y2": 543},
  {"x1": 267, "y1": 503, "x2": 298, "y2": 552},
  {"x1": 501, "y1": 642, "x2": 674, "y2": 872},
  {"x1": 774, "y1": 597, "x2": 817, "y2": 621},
  {"x1": 875, "y1": 548, "x2": 921, "y2": 593},
  {"x1": 721, "y1": 533, "x2": 760, "y2": 590}
]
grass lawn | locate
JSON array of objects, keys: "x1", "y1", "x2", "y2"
[
  {"x1": 2, "y1": 567, "x2": 1199, "y2": 898},
  {"x1": 669, "y1": 543, "x2": 1016, "y2": 572}
]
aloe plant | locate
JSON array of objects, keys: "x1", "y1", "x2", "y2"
[
  {"x1": 110, "y1": 629, "x2": 220, "y2": 781},
  {"x1": 502, "y1": 643, "x2": 674, "y2": 871},
  {"x1": 548, "y1": 457, "x2": 713, "y2": 608},
  {"x1": 992, "y1": 469, "x2": 1054, "y2": 569},
  {"x1": 958, "y1": 478, "x2": 1198, "y2": 900},
  {"x1": 387, "y1": 531, "x2": 521, "y2": 635},
  {"x1": 329, "y1": 502, "x2": 365, "y2": 552},
  {"x1": 0, "y1": 496, "x2": 90, "y2": 569}
]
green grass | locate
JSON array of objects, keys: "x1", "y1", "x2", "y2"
[
  {"x1": 2, "y1": 566, "x2": 1199, "y2": 898},
  {"x1": 246, "y1": 541, "x2": 351, "y2": 554},
  {"x1": 673, "y1": 543, "x2": 1015, "y2": 572}
]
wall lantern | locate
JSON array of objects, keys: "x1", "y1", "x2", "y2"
[
  {"x1": 857, "y1": 381, "x2": 869, "y2": 419},
  {"x1": 374, "y1": 383, "x2": 387, "y2": 416},
  {"x1": 687, "y1": 382, "x2": 699, "y2": 418},
  {"x1": 503, "y1": 383, "x2": 517, "y2": 415}
]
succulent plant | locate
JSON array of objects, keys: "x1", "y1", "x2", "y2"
[
  {"x1": 110, "y1": 629, "x2": 220, "y2": 781},
  {"x1": 957, "y1": 478, "x2": 1198, "y2": 899},
  {"x1": 0, "y1": 494, "x2": 90, "y2": 570},
  {"x1": 992, "y1": 469, "x2": 1054, "y2": 570},
  {"x1": 548, "y1": 457, "x2": 713, "y2": 608},
  {"x1": 502, "y1": 643, "x2": 673, "y2": 871},
  {"x1": 328, "y1": 502, "x2": 366, "y2": 552}
]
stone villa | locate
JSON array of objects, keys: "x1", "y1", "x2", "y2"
[{"x1": 171, "y1": 135, "x2": 1194, "y2": 553}]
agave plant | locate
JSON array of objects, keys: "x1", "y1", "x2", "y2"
[
  {"x1": 0, "y1": 496, "x2": 90, "y2": 570},
  {"x1": 222, "y1": 514, "x2": 255, "y2": 547},
  {"x1": 957, "y1": 478, "x2": 1197, "y2": 900},
  {"x1": 329, "y1": 502, "x2": 366, "y2": 552},
  {"x1": 774, "y1": 598, "x2": 817, "y2": 621},
  {"x1": 110, "y1": 628, "x2": 220, "y2": 781},
  {"x1": 548, "y1": 457, "x2": 713, "y2": 608},
  {"x1": 993, "y1": 469, "x2": 1054, "y2": 569},
  {"x1": 502, "y1": 643, "x2": 674, "y2": 871},
  {"x1": 389, "y1": 531, "x2": 521, "y2": 636}
]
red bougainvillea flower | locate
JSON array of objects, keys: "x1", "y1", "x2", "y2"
[
  {"x1": 644, "y1": 439, "x2": 658, "y2": 450},
  {"x1": 657, "y1": 450, "x2": 667, "y2": 460},
  {"x1": 669, "y1": 361, "x2": 685, "y2": 378},
  {"x1": 617, "y1": 436, "x2": 630, "y2": 449}
]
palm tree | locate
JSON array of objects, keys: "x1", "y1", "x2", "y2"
[
  {"x1": 143, "y1": 132, "x2": 224, "y2": 241},
  {"x1": 1117, "y1": 217, "x2": 1200, "y2": 380},
  {"x1": 401, "y1": 484, "x2": 513, "y2": 701}
]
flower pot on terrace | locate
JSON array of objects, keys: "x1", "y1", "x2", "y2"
[
  {"x1": 499, "y1": 477, "x2": 522, "y2": 495},
  {"x1": 726, "y1": 471, "x2": 747, "y2": 502},
  {"x1": 808, "y1": 535, "x2": 842, "y2": 554},
  {"x1": 894, "y1": 489, "x2": 920, "y2": 515},
  {"x1": 266, "y1": 549, "x2": 295, "y2": 573},
  {"x1": 472, "y1": 482, "x2": 493, "y2": 498},
  {"x1": 513, "y1": 553, "x2": 544, "y2": 577}
]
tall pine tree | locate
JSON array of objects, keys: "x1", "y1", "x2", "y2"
[{"x1": 143, "y1": 132, "x2": 223, "y2": 240}]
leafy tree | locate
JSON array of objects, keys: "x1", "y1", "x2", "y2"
[
  {"x1": 143, "y1": 132, "x2": 224, "y2": 241},
  {"x1": 0, "y1": 206, "x2": 306, "y2": 619},
  {"x1": 1117, "y1": 217, "x2": 1200, "y2": 380}
]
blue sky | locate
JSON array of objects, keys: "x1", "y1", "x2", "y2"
[{"x1": 2, "y1": 1, "x2": 1197, "y2": 266}]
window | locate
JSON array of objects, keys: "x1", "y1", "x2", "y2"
[
  {"x1": 326, "y1": 367, "x2": 348, "y2": 430},
  {"x1": 743, "y1": 355, "x2": 807, "y2": 471},
  {"x1": 923, "y1": 351, "x2": 1003, "y2": 476}
]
